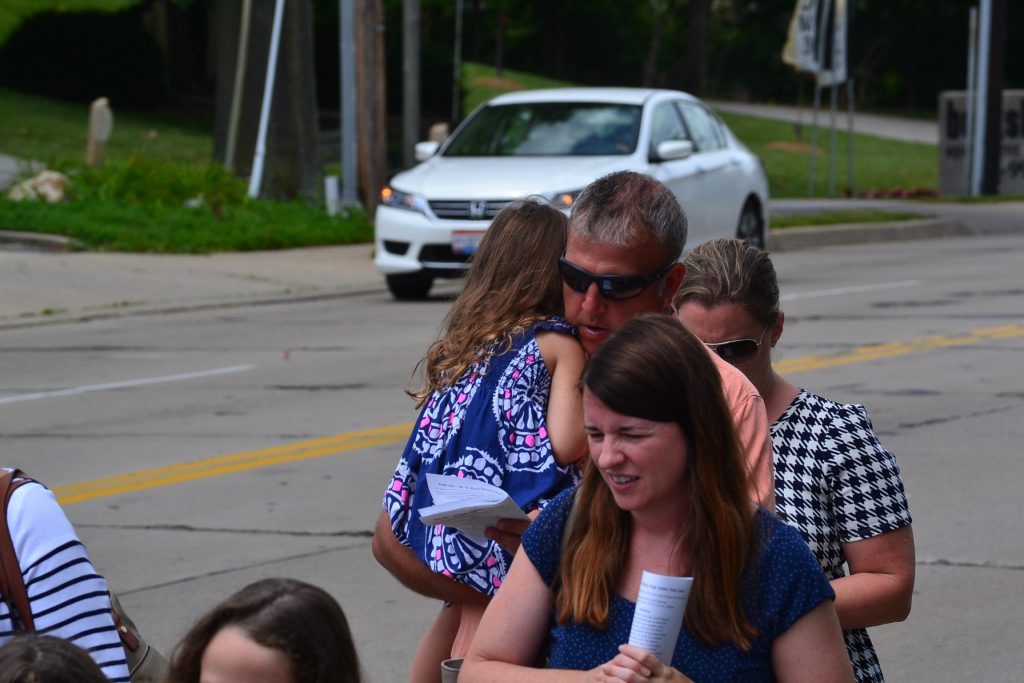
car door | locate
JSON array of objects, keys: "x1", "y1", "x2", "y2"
[
  {"x1": 645, "y1": 102, "x2": 707, "y2": 240},
  {"x1": 676, "y1": 101, "x2": 748, "y2": 240}
]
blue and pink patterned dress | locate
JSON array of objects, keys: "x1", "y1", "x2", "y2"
[{"x1": 384, "y1": 318, "x2": 581, "y2": 596}]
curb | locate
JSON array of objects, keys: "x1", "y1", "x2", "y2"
[
  {"x1": 0, "y1": 230, "x2": 77, "y2": 252},
  {"x1": 766, "y1": 218, "x2": 969, "y2": 251}
]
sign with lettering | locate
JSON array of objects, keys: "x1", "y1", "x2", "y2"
[{"x1": 939, "y1": 90, "x2": 1024, "y2": 196}]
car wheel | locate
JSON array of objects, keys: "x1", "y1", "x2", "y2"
[
  {"x1": 736, "y1": 199, "x2": 765, "y2": 249},
  {"x1": 386, "y1": 273, "x2": 434, "y2": 300}
]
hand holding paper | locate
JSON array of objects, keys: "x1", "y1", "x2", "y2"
[
  {"x1": 628, "y1": 571, "x2": 693, "y2": 664},
  {"x1": 417, "y1": 473, "x2": 530, "y2": 542}
]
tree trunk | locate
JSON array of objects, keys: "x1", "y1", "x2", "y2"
[
  {"x1": 684, "y1": 0, "x2": 711, "y2": 94},
  {"x1": 213, "y1": 0, "x2": 320, "y2": 202}
]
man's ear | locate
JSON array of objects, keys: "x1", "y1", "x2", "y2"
[{"x1": 661, "y1": 262, "x2": 686, "y2": 312}]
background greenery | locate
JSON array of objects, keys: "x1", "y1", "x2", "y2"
[{"x1": 0, "y1": 2, "x2": 966, "y2": 252}]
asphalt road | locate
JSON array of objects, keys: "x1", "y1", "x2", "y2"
[{"x1": 2, "y1": 233, "x2": 1023, "y2": 682}]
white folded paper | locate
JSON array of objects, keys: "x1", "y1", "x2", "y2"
[
  {"x1": 628, "y1": 571, "x2": 693, "y2": 664},
  {"x1": 417, "y1": 473, "x2": 530, "y2": 543}
]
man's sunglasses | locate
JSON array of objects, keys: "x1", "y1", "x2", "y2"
[
  {"x1": 558, "y1": 257, "x2": 675, "y2": 300},
  {"x1": 705, "y1": 322, "x2": 772, "y2": 365}
]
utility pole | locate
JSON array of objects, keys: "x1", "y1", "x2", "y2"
[
  {"x1": 356, "y1": 0, "x2": 387, "y2": 213},
  {"x1": 402, "y1": 0, "x2": 421, "y2": 168},
  {"x1": 339, "y1": 0, "x2": 359, "y2": 206}
]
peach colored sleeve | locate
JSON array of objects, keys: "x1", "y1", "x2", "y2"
[{"x1": 709, "y1": 350, "x2": 776, "y2": 510}]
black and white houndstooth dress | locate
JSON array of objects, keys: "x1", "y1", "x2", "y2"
[{"x1": 771, "y1": 389, "x2": 913, "y2": 683}]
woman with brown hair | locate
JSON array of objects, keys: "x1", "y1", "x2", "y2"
[
  {"x1": 163, "y1": 578, "x2": 360, "y2": 683},
  {"x1": 461, "y1": 315, "x2": 852, "y2": 682}
]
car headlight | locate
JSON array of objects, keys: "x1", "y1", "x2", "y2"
[
  {"x1": 380, "y1": 186, "x2": 429, "y2": 214},
  {"x1": 549, "y1": 190, "x2": 582, "y2": 211}
]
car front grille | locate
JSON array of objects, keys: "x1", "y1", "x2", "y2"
[
  {"x1": 428, "y1": 199, "x2": 513, "y2": 220},
  {"x1": 420, "y1": 244, "x2": 473, "y2": 264}
]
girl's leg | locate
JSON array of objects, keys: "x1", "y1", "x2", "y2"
[
  {"x1": 408, "y1": 602, "x2": 461, "y2": 683},
  {"x1": 451, "y1": 603, "x2": 486, "y2": 658}
]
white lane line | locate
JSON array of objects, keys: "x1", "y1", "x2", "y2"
[
  {"x1": 0, "y1": 365, "x2": 255, "y2": 405},
  {"x1": 781, "y1": 280, "x2": 920, "y2": 302}
]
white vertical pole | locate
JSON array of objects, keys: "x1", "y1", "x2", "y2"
[
  {"x1": 970, "y1": 0, "x2": 991, "y2": 197},
  {"x1": 248, "y1": 0, "x2": 286, "y2": 199},
  {"x1": 965, "y1": 7, "x2": 978, "y2": 196},
  {"x1": 340, "y1": 0, "x2": 359, "y2": 205}
]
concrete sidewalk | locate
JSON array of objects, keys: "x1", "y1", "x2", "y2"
[{"x1": 0, "y1": 243, "x2": 384, "y2": 328}]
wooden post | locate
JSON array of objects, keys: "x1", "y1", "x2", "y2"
[
  {"x1": 357, "y1": 0, "x2": 387, "y2": 214},
  {"x1": 86, "y1": 97, "x2": 113, "y2": 167}
]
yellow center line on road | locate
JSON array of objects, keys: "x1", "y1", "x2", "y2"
[
  {"x1": 54, "y1": 324, "x2": 1024, "y2": 505},
  {"x1": 53, "y1": 423, "x2": 412, "y2": 505},
  {"x1": 774, "y1": 324, "x2": 1024, "y2": 374}
]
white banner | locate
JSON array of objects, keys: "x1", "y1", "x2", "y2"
[
  {"x1": 783, "y1": 0, "x2": 848, "y2": 85},
  {"x1": 782, "y1": 0, "x2": 821, "y2": 73}
]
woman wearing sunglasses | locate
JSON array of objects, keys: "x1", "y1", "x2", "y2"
[{"x1": 672, "y1": 238, "x2": 915, "y2": 683}]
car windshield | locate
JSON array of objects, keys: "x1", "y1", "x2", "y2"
[{"x1": 443, "y1": 102, "x2": 642, "y2": 157}]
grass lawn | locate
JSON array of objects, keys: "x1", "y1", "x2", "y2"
[
  {"x1": 771, "y1": 210, "x2": 928, "y2": 229},
  {"x1": 719, "y1": 112, "x2": 938, "y2": 199},
  {"x1": 0, "y1": 87, "x2": 370, "y2": 253},
  {"x1": 0, "y1": 86, "x2": 211, "y2": 165}
]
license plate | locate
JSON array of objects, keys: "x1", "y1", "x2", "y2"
[{"x1": 452, "y1": 231, "x2": 485, "y2": 255}]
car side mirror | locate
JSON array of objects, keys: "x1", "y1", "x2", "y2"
[
  {"x1": 414, "y1": 141, "x2": 440, "y2": 162},
  {"x1": 655, "y1": 140, "x2": 694, "y2": 161}
]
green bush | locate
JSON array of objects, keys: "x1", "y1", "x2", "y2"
[{"x1": 68, "y1": 157, "x2": 248, "y2": 209}]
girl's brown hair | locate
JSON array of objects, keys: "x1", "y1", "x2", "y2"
[
  {"x1": 163, "y1": 578, "x2": 361, "y2": 683},
  {"x1": 413, "y1": 199, "x2": 567, "y2": 404},
  {"x1": 557, "y1": 315, "x2": 758, "y2": 650}
]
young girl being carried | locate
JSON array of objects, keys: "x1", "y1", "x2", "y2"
[{"x1": 382, "y1": 199, "x2": 587, "y2": 683}]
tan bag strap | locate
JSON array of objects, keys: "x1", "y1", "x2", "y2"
[{"x1": 0, "y1": 468, "x2": 37, "y2": 632}]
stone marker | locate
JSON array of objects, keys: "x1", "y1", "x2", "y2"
[{"x1": 86, "y1": 97, "x2": 114, "y2": 167}]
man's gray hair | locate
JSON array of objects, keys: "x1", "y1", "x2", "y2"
[{"x1": 568, "y1": 171, "x2": 688, "y2": 261}]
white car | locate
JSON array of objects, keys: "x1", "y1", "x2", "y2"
[{"x1": 374, "y1": 87, "x2": 769, "y2": 300}]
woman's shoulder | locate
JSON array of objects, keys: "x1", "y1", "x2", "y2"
[
  {"x1": 776, "y1": 389, "x2": 880, "y2": 443},
  {"x1": 791, "y1": 390, "x2": 873, "y2": 425}
]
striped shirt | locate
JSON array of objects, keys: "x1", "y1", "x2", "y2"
[{"x1": 2, "y1": 472, "x2": 131, "y2": 681}]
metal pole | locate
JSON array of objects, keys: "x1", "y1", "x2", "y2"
[
  {"x1": 248, "y1": 0, "x2": 286, "y2": 199},
  {"x1": 451, "y1": 0, "x2": 463, "y2": 123},
  {"x1": 807, "y1": 0, "x2": 831, "y2": 197},
  {"x1": 970, "y1": 0, "x2": 991, "y2": 197},
  {"x1": 340, "y1": 0, "x2": 359, "y2": 205},
  {"x1": 828, "y1": 81, "x2": 838, "y2": 197},
  {"x1": 225, "y1": 0, "x2": 252, "y2": 171},
  {"x1": 965, "y1": 7, "x2": 978, "y2": 196},
  {"x1": 847, "y1": 78, "x2": 855, "y2": 196}
]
